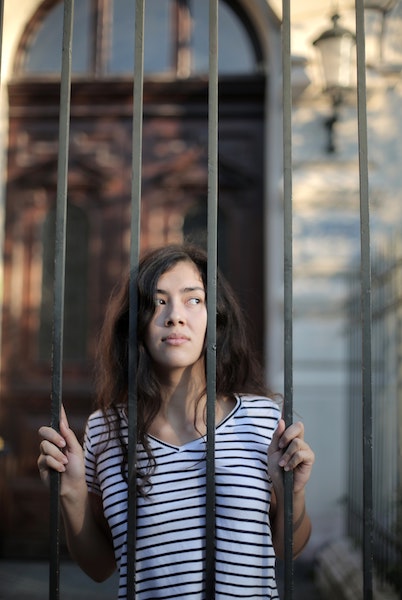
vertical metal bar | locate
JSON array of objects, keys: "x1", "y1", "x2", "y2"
[
  {"x1": 91, "y1": 0, "x2": 110, "y2": 76},
  {"x1": 206, "y1": 1, "x2": 218, "y2": 596},
  {"x1": 49, "y1": 1, "x2": 74, "y2": 599},
  {"x1": 282, "y1": 0, "x2": 294, "y2": 598},
  {"x1": 0, "y1": 0, "x2": 4, "y2": 82},
  {"x1": 355, "y1": 1, "x2": 374, "y2": 598},
  {"x1": 0, "y1": 0, "x2": 5, "y2": 373},
  {"x1": 127, "y1": 1, "x2": 145, "y2": 598},
  {"x1": 346, "y1": 274, "x2": 360, "y2": 543},
  {"x1": 397, "y1": 248, "x2": 402, "y2": 567}
]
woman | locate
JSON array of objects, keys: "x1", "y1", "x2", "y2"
[{"x1": 38, "y1": 243, "x2": 314, "y2": 599}]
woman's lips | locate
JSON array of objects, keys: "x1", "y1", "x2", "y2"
[{"x1": 163, "y1": 334, "x2": 189, "y2": 345}]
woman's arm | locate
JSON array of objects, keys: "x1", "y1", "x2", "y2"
[
  {"x1": 60, "y1": 482, "x2": 116, "y2": 581},
  {"x1": 269, "y1": 487, "x2": 312, "y2": 558},
  {"x1": 268, "y1": 419, "x2": 315, "y2": 559},
  {"x1": 38, "y1": 407, "x2": 116, "y2": 581}
]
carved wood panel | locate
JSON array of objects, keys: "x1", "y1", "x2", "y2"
[{"x1": 0, "y1": 77, "x2": 265, "y2": 556}]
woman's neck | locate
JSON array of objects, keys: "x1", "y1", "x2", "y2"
[
  {"x1": 146, "y1": 362, "x2": 203, "y2": 445},
  {"x1": 148, "y1": 371, "x2": 236, "y2": 447},
  {"x1": 156, "y1": 360, "x2": 205, "y2": 405},
  {"x1": 160, "y1": 368, "x2": 205, "y2": 418}
]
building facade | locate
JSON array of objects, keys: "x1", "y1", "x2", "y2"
[{"x1": 0, "y1": 0, "x2": 401, "y2": 565}]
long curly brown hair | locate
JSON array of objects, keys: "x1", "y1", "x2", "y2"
[{"x1": 95, "y1": 244, "x2": 270, "y2": 494}]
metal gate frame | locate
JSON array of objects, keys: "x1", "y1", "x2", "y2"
[{"x1": 0, "y1": 0, "x2": 375, "y2": 598}]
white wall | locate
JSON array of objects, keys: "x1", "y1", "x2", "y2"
[{"x1": 281, "y1": 0, "x2": 402, "y2": 554}]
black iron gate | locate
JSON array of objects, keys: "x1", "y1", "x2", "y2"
[
  {"x1": 347, "y1": 241, "x2": 402, "y2": 593},
  {"x1": 0, "y1": 0, "x2": 380, "y2": 599}
]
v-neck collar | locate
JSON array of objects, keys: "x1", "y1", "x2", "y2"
[{"x1": 147, "y1": 394, "x2": 241, "y2": 451}]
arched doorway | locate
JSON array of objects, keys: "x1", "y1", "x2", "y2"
[{"x1": 1, "y1": 0, "x2": 267, "y2": 556}]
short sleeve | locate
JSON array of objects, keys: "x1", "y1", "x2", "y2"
[{"x1": 83, "y1": 417, "x2": 102, "y2": 496}]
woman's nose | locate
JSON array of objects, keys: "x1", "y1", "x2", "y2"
[{"x1": 164, "y1": 306, "x2": 185, "y2": 326}]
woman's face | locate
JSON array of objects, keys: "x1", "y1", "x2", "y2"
[{"x1": 144, "y1": 260, "x2": 207, "y2": 376}]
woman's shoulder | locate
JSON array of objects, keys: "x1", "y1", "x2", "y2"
[
  {"x1": 238, "y1": 393, "x2": 281, "y2": 408},
  {"x1": 85, "y1": 406, "x2": 127, "y2": 454},
  {"x1": 86, "y1": 406, "x2": 126, "y2": 435},
  {"x1": 237, "y1": 393, "x2": 282, "y2": 418}
]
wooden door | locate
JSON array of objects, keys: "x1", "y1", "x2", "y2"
[{"x1": 0, "y1": 75, "x2": 265, "y2": 556}]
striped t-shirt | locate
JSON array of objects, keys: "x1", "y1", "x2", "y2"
[{"x1": 84, "y1": 394, "x2": 281, "y2": 599}]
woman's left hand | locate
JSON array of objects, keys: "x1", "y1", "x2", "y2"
[{"x1": 268, "y1": 419, "x2": 315, "y2": 494}]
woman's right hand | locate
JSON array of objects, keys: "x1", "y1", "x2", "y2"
[
  {"x1": 37, "y1": 405, "x2": 85, "y2": 493},
  {"x1": 38, "y1": 406, "x2": 116, "y2": 580}
]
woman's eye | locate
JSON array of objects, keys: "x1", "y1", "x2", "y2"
[
  {"x1": 187, "y1": 297, "x2": 201, "y2": 305},
  {"x1": 155, "y1": 298, "x2": 166, "y2": 306}
]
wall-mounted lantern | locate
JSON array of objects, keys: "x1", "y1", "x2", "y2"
[{"x1": 313, "y1": 14, "x2": 356, "y2": 152}]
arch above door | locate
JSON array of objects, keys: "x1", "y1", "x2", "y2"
[{"x1": 15, "y1": 0, "x2": 265, "y2": 77}]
